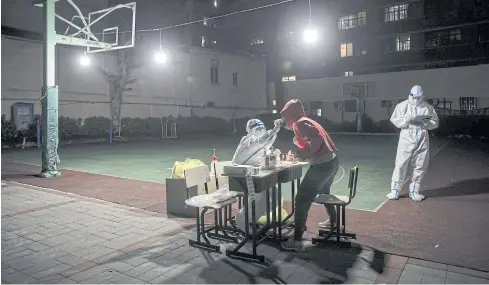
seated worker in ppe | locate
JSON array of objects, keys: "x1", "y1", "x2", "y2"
[
  {"x1": 279, "y1": 99, "x2": 339, "y2": 252},
  {"x1": 232, "y1": 119, "x2": 282, "y2": 166},
  {"x1": 233, "y1": 118, "x2": 282, "y2": 232},
  {"x1": 388, "y1": 85, "x2": 439, "y2": 201}
]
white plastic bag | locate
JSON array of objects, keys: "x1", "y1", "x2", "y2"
[{"x1": 185, "y1": 184, "x2": 238, "y2": 208}]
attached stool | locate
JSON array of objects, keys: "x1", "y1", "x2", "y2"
[{"x1": 312, "y1": 166, "x2": 359, "y2": 247}]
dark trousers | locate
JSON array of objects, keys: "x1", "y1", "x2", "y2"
[{"x1": 294, "y1": 157, "x2": 339, "y2": 241}]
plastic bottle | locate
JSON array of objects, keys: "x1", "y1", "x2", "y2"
[{"x1": 211, "y1": 149, "x2": 218, "y2": 174}]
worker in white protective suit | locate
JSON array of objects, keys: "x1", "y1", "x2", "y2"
[
  {"x1": 387, "y1": 85, "x2": 439, "y2": 202},
  {"x1": 232, "y1": 119, "x2": 282, "y2": 165},
  {"x1": 233, "y1": 118, "x2": 283, "y2": 232}
]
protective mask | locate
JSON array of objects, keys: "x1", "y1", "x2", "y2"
[{"x1": 409, "y1": 95, "x2": 423, "y2": 106}]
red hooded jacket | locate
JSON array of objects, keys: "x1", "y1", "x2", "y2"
[{"x1": 280, "y1": 99, "x2": 337, "y2": 164}]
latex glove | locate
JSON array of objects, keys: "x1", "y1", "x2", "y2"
[{"x1": 274, "y1": 119, "x2": 284, "y2": 128}]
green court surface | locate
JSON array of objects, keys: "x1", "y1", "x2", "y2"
[{"x1": 1, "y1": 135, "x2": 447, "y2": 211}]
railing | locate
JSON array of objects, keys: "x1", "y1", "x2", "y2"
[
  {"x1": 435, "y1": 107, "x2": 489, "y2": 117},
  {"x1": 161, "y1": 118, "x2": 178, "y2": 139}
]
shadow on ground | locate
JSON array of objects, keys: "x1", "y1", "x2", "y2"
[{"x1": 93, "y1": 229, "x2": 387, "y2": 284}]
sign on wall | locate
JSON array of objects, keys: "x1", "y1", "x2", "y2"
[{"x1": 11, "y1": 102, "x2": 34, "y2": 131}]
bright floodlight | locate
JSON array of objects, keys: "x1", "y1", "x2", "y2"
[
  {"x1": 79, "y1": 54, "x2": 91, "y2": 66},
  {"x1": 154, "y1": 50, "x2": 168, "y2": 64},
  {"x1": 303, "y1": 27, "x2": 319, "y2": 44}
]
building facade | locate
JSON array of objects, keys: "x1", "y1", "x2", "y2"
[{"x1": 1, "y1": 0, "x2": 267, "y2": 121}]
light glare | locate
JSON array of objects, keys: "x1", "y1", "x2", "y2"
[
  {"x1": 154, "y1": 50, "x2": 168, "y2": 64},
  {"x1": 303, "y1": 27, "x2": 319, "y2": 44},
  {"x1": 79, "y1": 54, "x2": 91, "y2": 66}
]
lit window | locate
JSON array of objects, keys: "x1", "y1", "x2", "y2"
[
  {"x1": 272, "y1": 110, "x2": 278, "y2": 114},
  {"x1": 396, "y1": 34, "x2": 411, "y2": 51},
  {"x1": 201, "y1": 36, "x2": 207, "y2": 48},
  {"x1": 312, "y1": 109, "x2": 322, "y2": 116},
  {"x1": 250, "y1": 38, "x2": 264, "y2": 45},
  {"x1": 385, "y1": 4, "x2": 409, "y2": 22},
  {"x1": 449, "y1": 29, "x2": 462, "y2": 41},
  {"x1": 340, "y1": 42, "x2": 354, "y2": 57},
  {"x1": 272, "y1": 100, "x2": 276, "y2": 106},
  {"x1": 213, "y1": 0, "x2": 217, "y2": 7},
  {"x1": 282, "y1": 76, "x2": 296, "y2": 82},
  {"x1": 338, "y1": 12, "x2": 366, "y2": 30},
  {"x1": 344, "y1": 71, "x2": 354, "y2": 76},
  {"x1": 460, "y1": 97, "x2": 477, "y2": 111}
]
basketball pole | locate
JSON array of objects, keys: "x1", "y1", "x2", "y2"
[{"x1": 40, "y1": 0, "x2": 61, "y2": 178}]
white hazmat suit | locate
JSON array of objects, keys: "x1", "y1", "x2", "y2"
[
  {"x1": 388, "y1": 85, "x2": 439, "y2": 201},
  {"x1": 232, "y1": 119, "x2": 281, "y2": 165},
  {"x1": 232, "y1": 119, "x2": 282, "y2": 232}
]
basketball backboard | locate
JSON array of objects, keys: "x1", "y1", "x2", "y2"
[{"x1": 34, "y1": 0, "x2": 136, "y2": 53}]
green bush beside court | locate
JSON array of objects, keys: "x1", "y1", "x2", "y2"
[{"x1": 2, "y1": 114, "x2": 488, "y2": 147}]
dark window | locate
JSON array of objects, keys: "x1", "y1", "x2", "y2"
[
  {"x1": 211, "y1": 59, "x2": 219, "y2": 83},
  {"x1": 232, "y1": 72, "x2": 238, "y2": 86},
  {"x1": 425, "y1": 28, "x2": 462, "y2": 47},
  {"x1": 382, "y1": 38, "x2": 395, "y2": 53},
  {"x1": 344, "y1": 99, "x2": 357, "y2": 112},
  {"x1": 479, "y1": 24, "x2": 489, "y2": 43}
]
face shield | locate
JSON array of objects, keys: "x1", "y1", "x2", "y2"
[
  {"x1": 409, "y1": 85, "x2": 424, "y2": 106},
  {"x1": 246, "y1": 119, "x2": 266, "y2": 135}
]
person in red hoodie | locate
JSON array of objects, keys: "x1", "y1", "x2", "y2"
[{"x1": 279, "y1": 99, "x2": 339, "y2": 252}]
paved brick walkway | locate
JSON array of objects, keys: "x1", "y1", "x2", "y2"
[{"x1": 2, "y1": 181, "x2": 489, "y2": 284}]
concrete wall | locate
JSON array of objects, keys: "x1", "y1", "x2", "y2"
[
  {"x1": 1, "y1": 36, "x2": 267, "y2": 121},
  {"x1": 278, "y1": 64, "x2": 489, "y2": 123}
]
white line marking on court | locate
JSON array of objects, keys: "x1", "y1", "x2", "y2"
[
  {"x1": 332, "y1": 165, "x2": 345, "y2": 185},
  {"x1": 431, "y1": 138, "x2": 451, "y2": 159},
  {"x1": 7, "y1": 161, "x2": 157, "y2": 183},
  {"x1": 372, "y1": 199, "x2": 388, "y2": 212}
]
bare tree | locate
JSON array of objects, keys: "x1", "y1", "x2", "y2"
[{"x1": 98, "y1": 50, "x2": 138, "y2": 134}]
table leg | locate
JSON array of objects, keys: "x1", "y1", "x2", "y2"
[
  {"x1": 266, "y1": 186, "x2": 270, "y2": 225},
  {"x1": 277, "y1": 183, "x2": 282, "y2": 240},
  {"x1": 271, "y1": 186, "x2": 277, "y2": 238},
  {"x1": 251, "y1": 198, "x2": 257, "y2": 257}
]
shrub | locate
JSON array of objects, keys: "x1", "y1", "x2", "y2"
[{"x1": 1, "y1": 115, "x2": 21, "y2": 146}]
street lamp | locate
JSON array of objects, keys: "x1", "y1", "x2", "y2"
[
  {"x1": 303, "y1": 0, "x2": 318, "y2": 44},
  {"x1": 303, "y1": 26, "x2": 319, "y2": 44},
  {"x1": 79, "y1": 52, "x2": 91, "y2": 66},
  {"x1": 154, "y1": 49, "x2": 168, "y2": 64},
  {"x1": 155, "y1": 29, "x2": 169, "y2": 64}
]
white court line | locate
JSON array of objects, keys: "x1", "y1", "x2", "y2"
[
  {"x1": 332, "y1": 165, "x2": 345, "y2": 185},
  {"x1": 431, "y1": 138, "x2": 452, "y2": 159},
  {"x1": 6, "y1": 161, "x2": 158, "y2": 183}
]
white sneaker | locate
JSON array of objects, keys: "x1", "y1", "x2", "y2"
[
  {"x1": 386, "y1": 192, "x2": 399, "y2": 200},
  {"x1": 280, "y1": 238, "x2": 305, "y2": 252},
  {"x1": 318, "y1": 220, "x2": 336, "y2": 229}
]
